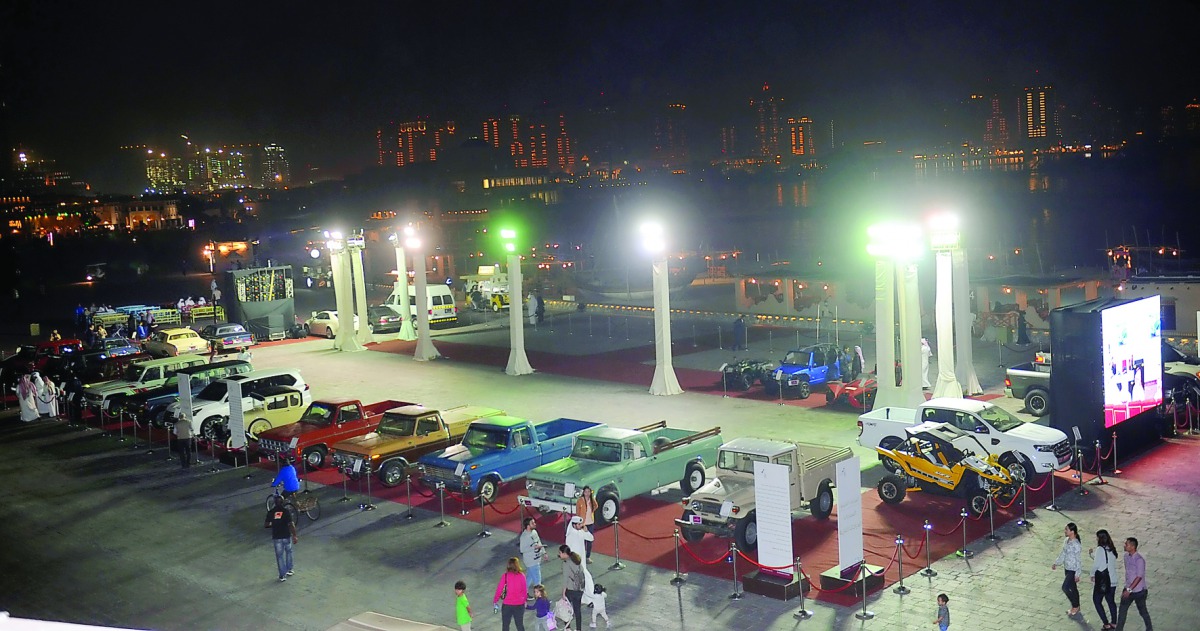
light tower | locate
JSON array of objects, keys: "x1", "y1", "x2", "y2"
[{"x1": 643, "y1": 221, "x2": 683, "y2": 396}]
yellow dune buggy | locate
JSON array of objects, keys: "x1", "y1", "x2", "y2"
[{"x1": 875, "y1": 423, "x2": 1019, "y2": 515}]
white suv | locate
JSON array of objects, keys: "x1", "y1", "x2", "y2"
[{"x1": 164, "y1": 368, "x2": 311, "y2": 441}]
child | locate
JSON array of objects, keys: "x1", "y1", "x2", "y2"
[
  {"x1": 526, "y1": 584, "x2": 553, "y2": 631},
  {"x1": 590, "y1": 584, "x2": 610, "y2": 628},
  {"x1": 934, "y1": 593, "x2": 950, "y2": 631},
  {"x1": 454, "y1": 580, "x2": 473, "y2": 631}
]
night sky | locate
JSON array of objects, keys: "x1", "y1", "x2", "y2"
[{"x1": 3, "y1": 1, "x2": 1198, "y2": 188}]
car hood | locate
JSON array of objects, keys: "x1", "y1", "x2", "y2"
[
  {"x1": 528, "y1": 457, "x2": 612, "y2": 485},
  {"x1": 1004, "y1": 422, "x2": 1067, "y2": 445},
  {"x1": 420, "y1": 443, "x2": 496, "y2": 467},
  {"x1": 85, "y1": 380, "x2": 137, "y2": 395},
  {"x1": 334, "y1": 431, "x2": 416, "y2": 456},
  {"x1": 259, "y1": 422, "x2": 321, "y2": 442},
  {"x1": 688, "y1": 474, "x2": 753, "y2": 501}
]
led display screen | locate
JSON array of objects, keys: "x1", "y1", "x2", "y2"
[{"x1": 1101, "y1": 296, "x2": 1162, "y2": 427}]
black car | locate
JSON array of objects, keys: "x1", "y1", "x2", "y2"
[{"x1": 367, "y1": 306, "x2": 403, "y2": 334}]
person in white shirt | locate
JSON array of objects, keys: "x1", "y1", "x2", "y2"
[
  {"x1": 1089, "y1": 529, "x2": 1119, "y2": 630},
  {"x1": 565, "y1": 516, "x2": 595, "y2": 604}
]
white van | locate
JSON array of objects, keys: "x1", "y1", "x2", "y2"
[{"x1": 383, "y1": 284, "x2": 457, "y2": 324}]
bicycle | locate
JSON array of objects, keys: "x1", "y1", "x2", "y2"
[{"x1": 267, "y1": 486, "x2": 321, "y2": 522}]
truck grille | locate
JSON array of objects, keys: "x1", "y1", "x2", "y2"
[
  {"x1": 258, "y1": 438, "x2": 290, "y2": 456},
  {"x1": 526, "y1": 479, "x2": 567, "y2": 499},
  {"x1": 84, "y1": 392, "x2": 104, "y2": 406},
  {"x1": 422, "y1": 466, "x2": 464, "y2": 489},
  {"x1": 331, "y1": 452, "x2": 368, "y2": 473},
  {"x1": 1053, "y1": 439, "x2": 1072, "y2": 464},
  {"x1": 693, "y1": 500, "x2": 725, "y2": 516}
]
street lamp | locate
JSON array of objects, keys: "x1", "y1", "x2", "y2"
[
  {"x1": 928, "y1": 214, "x2": 964, "y2": 399},
  {"x1": 388, "y1": 229, "x2": 417, "y2": 341},
  {"x1": 867, "y1": 221, "x2": 924, "y2": 409},
  {"x1": 406, "y1": 226, "x2": 440, "y2": 361},
  {"x1": 643, "y1": 221, "x2": 682, "y2": 396},
  {"x1": 502, "y1": 229, "x2": 534, "y2": 375}
]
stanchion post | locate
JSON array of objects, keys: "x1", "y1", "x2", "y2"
[
  {"x1": 361, "y1": 465, "x2": 377, "y2": 511},
  {"x1": 722, "y1": 369, "x2": 729, "y2": 399},
  {"x1": 1045, "y1": 468, "x2": 1060, "y2": 511},
  {"x1": 1111, "y1": 431, "x2": 1122, "y2": 474},
  {"x1": 567, "y1": 313, "x2": 573, "y2": 336},
  {"x1": 669, "y1": 529, "x2": 687, "y2": 586},
  {"x1": 792, "y1": 557, "x2": 813, "y2": 620},
  {"x1": 717, "y1": 325, "x2": 722, "y2": 350},
  {"x1": 435, "y1": 482, "x2": 450, "y2": 528},
  {"x1": 118, "y1": 409, "x2": 127, "y2": 442},
  {"x1": 608, "y1": 516, "x2": 625, "y2": 570},
  {"x1": 985, "y1": 495, "x2": 1001, "y2": 541},
  {"x1": 404, "y1": 474, "x2": 415, "y2": 520},
  {"x1": 338, "y1": 467, "x2": 350, "y2": 502},
  {"x1": 588, "y1": 315, "x2": 593, "y2": 337},
  {"x1": 459, "y1": 475, "x2": 471, "y2": 515},
  {"x1": 692, "y1": 324, "x2": 697, "y2": 348},
  {"x1": 728, "y1": 542, "x2": 742, "y2": 600},
  {"x1": 997, "y1": 338, "x2": 1004, "y2": 368},
  {"x1": 1092, "y1": 440, "x2": 1107, "y2": 485},
  {"x1": 956, "y1": 508, "x2": 974, "y2": 559},
  {"x1": 893, "y1": 534, "x2": 910, "y2": 595},
  {"x1": 778, "y1": 378, "x2": 785, "y2": 407},
  {"x1": 607, "y1": 317, "x2": 612, "y2": 339},
  {"x1": 920, "y1": 520, "x2": 937, "y2": 577},
  {"x1": 854, "y1": 564, "x2": 875, "y2": 620},
  {"x1": 768, "y1": 330, "x2": 773, "y2": 353},
  {"x1": 476, "y1": 492, "x2": 490, "y2": 538},
  {"x1": 1016, "y1": 483, "x2": 1032, "y2": 527},
  {"x1": 1076, "y1": 446, "x2": 1089, "y2": 496},
  {"x1": 207, "y1": 437, "x2": 218, "y2": 473},
  {"x1": 625, "y1": 316, "x2": 630, "y2": 341}
]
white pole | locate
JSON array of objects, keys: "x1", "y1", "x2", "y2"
[
  {"x1": 411, "y1": 249, "x2": 440, "y2": 361},
  {"x1": 871, "y1": 259, "x2": 903, "y2": 409},
  {"x1": 952, "y1": 249, "x2": 983, "y2": 394},
  {"x1": 506, "y1": 253, "x2": 534, "y2": 375},
  {"x1": 351, "y1": 244, "x2": 372, "y2": 348},
  {"x1": 897, "y1": 262, "x2": 925, "y2": 406},
  {"x1": 649, "y1": 257, "x2": 683, "y2": 395},
  {"x1": 393, "y1": 244, "x2": 416, "y2": 341},
  {"x1": 331, "y1": 248, "x2": 362, "y2": 352},
  {"x1": 932, "y1": 251, "x2": 963, "y2": 398}
]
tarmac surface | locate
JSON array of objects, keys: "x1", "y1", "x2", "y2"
[{"x1": 0, "y1": 283, "x2": 1192, "y2": 631}]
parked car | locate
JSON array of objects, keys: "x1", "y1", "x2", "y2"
[
  {"x1": 199, "y1": 323, "x2": 255, "y2": 352},
  {"x1": 1004, "y1": 352, "x2": 1052, "y2": 416},
  {"x1": 303, "y1": 310, "x2": 359, "y2": 339},
  {"x1": 367, "y1": 306, "x2": 403, "y2": 334},
  {"x1": 96, "y1": 336, "x2": 142, "y2": 358},
  {"x1": 144, "y1": 328, "x2": 210, "y2": 357},
  {"x1": 719, "y1": 358, "x2": 776, "y2": 391},
  {"x1": 111, "y1": 359, "x2": 254, "y2": 427},
  {"x1": 163, "y1": 368, "x2": 312, "y2": 441},
  {"x1": 82, "y1": 354, "x2": 208, "y2": 413},
  {"x1": 764, "y1": 343, "x2": 844, "y2": 399},
  {"x1": 239, "y1": 386, "x2": 309, "y2": 443}
]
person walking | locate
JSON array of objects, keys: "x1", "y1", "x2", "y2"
[
  {"x1": 173, "y1": 413, "x2": 194, "y2": 469},
  {"x1": 559, "y1": 545, "x2": 586, "y2": 631},
  {"x1": 934, "y1": 593, "x2": 950, "y2": 631},
  {"x1": 574, "y1": 486, "x2": 598, "y2": 563},
  {"x1": 492, "y1": 556, "x2": 528, "y2": 631},
  {"x1": 1090, "y1": 529, "x2": 1119, "y2": 630},
  {"x1": 453, "y1": 580, "x2": 473, "y2": 631},
  {"x1": 732, "y1": 316, "x2": 747, "y2": 350},
  {"x1": 525, "y1": 584, "x2": 552, "y2": 631},
  {"x1": 1116, "y1": 537, "x2": 1152, "y2": 630},
  {"x1": 17, "y1": 374, "x2": 39, "y2": 422},
  {"x1": 65, "y1": 372, "x2": 84, "y2": 425},
  {"x1": 520, "y1": 517, "x2": 545, "y2": 598},
  {"x1": 564, "y1": 516, "x2": 595, "y2": 605},
  {"x1": 1052, "y1": 522, "x2": 1083, "y2": 617},
  {"x1": 265, "y1": 495, "x2": 298, "y2": 582}
]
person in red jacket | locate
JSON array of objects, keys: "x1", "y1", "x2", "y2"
[{"x1": 493, "y1": 556, "x2": 528, "y2": 631}]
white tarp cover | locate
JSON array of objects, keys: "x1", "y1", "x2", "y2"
[
  {"x1": 649, "y1": 258, "x2": 683, "y2": 395},
  {"x1": 505, "y1": 253, "x2": 534, "y2": 375}
]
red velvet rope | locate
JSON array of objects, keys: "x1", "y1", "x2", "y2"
[
  {"x1": 931, "y1": 517, "x2": 964, "y2": 536},
  {"x1": 901, "y1": 536, "x2": 925, "y2": 560},
  {"x1": 488, "y1": 501, "x2": 521, "y2": 515},
  {"x1": 967, "y1": 508, "x2": 986, "y2": 521},
  {"x1": 736, "y1": 550, "x2": 793, "y2": 571},
  {"x1": 994, "y1": 491, "x2": 1022, "y2": 510},
  {"x1": 679, "y1": 540, "x2": 731, "y2": 565},
  {"x1": 867, "y1": 545, "x2": 900, "y2": 577},
  {"x1": 616, "y1": 521, "x2": 675, "y2": 541},
  {"x1": 799, "y1": 569, "x2": 860, "y2": 593}
]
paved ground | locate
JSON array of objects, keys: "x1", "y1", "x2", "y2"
[{"x1": 0, "y1": 294, "x2": 1190, "y2": 631}]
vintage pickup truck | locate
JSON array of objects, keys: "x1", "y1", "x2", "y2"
[
  {"x1": 857, "y1": 397, "x2": 1071, "y2": 484},
  {"x1": 330, "y1": 404, "x2": 503, "y2": 487},
  {"x1": 418, "y1": 417, "x2": 603, "y2": 503},
  {"x1": 520, "y1": 421, "x2": 724, "y2": 527},
  {"x1": 1004, "y1": 351, "x2": 1052, "y2": 416},
  {"x1": 256, "y1": 398, "x2": 412, "y2": 469},
  {"x1": 675, "y1": 437, "x2": 852, "y2": 550}
]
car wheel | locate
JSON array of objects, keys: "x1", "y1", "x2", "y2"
[
  {"x1": 477, "y1": 477, "x2": 499, "y2": 504},
  {"x1": 796, "y1": 379, "x2": 811, "y2": 399},
  {"x1": 999, "y1": 453, "x2": 1031, "y2": 486},
  {"x1": 492, "y1": 301, "x2": 500, "y2": 312},
  {"x1": 380, "y1": 460, "x2": 407, "y2": 488},
  {"x1": 302, "y1": 325, "x2": 311, "y2": 337},
  {"x1": 681, "y1": 461, "x2": 706, "y2": 494},
  {"x1": 679, "y1": 510, "x2": 705, "y2": 542},
  {"x1": 877, "y1": 474, "x2": 907, "y2": 504},
  {"x1": 594, "y1": 491, "x2": 620, "y2": 527},
  {"x1": 969, "y1": 490, "x2": 991, "y2": 516},
  {"x1": 733, "y1": 511, "x2": 758, "y2": 551},
  {"x1": 199, "y1": 416, "x2": 223, "y2": 442},
  {"x1": 325, "y1": 327, "x2": 334, "y2": 339},
  {"x1": 303, "y1": 445, "x2": 327, "y2": 469},
  {"x1": 879, "y1": 437, "x2": 903, "y2": 472},
  {"x1": 810, "y1": 479, "x2": 834, "y2": 519},
  {"x1": 1024, "y1": 389, "x2": 1050, "y2": 416},
  {"x1": 246, "y1": 419, "x2": 271, "y2": 442},
  {"x1": 735, "y1": 373, "x2": 752, "y2": 391}
]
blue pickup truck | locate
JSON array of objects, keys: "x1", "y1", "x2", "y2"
[{"x1": 417, "y1": 416, "x2": 604, "y2": 503}]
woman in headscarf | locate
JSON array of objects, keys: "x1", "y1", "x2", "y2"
[{"x1": 17, "y1": 374, "x2": 39, "y2": 422}]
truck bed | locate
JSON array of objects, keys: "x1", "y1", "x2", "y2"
[
  {"x1": 532, "y1": 418, "x2": 600, "y2": 442},
  {"x1": 363, "y1": 399, "x2": 412, "y2": 417}
]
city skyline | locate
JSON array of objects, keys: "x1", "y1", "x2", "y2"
[{"x1": 3, "y1": 2, "x2": 1199, "y2": 191}]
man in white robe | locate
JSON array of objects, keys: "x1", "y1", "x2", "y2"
[
  {"x1": 17, "y1": 374, "x2": 39, "y2": 422},
  {"x1": 565, "y1": 515, "x2": 595, "y2": 605}
]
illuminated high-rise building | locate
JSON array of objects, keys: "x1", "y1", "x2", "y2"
[
  {"x1": 482, "y1": 118, "x2": 502, "y2": 149},
  {"x1": 720, "y1": 126, "x2": 737, "y2": 156},
  {"x1": 508, "y1": 114, "x2": 527, "y2": 168},
  {"x1": 552, "y1": 113, "x2": 576, "y2": 174},
  {"x1": 653, "y1": 103, "x2": 689, "y2": 169},
  {"x1": 262, "y1": 143, "x2": 290, "y2": 188},
  {"x1": 786, "y1": 117, "x2": 815, "y2": 161},
  {"x1": 983, "y1": 95, "x2": 1009, "y2": 151},
  {"x1": 750, "y1": 83, "x2": 783, "y2": 158},
  {"x1": 1021, "y1": 85, "x2": 1059, "y2": 146},
  {"x1": 378, "y1": 119, "x2": 457, "y2": 167}
]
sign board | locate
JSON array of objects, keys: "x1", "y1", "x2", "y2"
[
  {"x1": 178, "y1": 377, "x2": 193, "y2": 427},
  {"x1": 835, "y1": 456, "x2": 864, "y2": 573},
  {"x1": 564, "y1": 482, "x2": 576, "y2": 499},
  {"x1": 454, "y1": 463, "x2": 465, "y2": 477},
  {"x1": 227, "y1": 379, "x2": 246, "y2": 449},
  {"x1": 752, "y1": 461, "x2": 794, "y2": 578}
]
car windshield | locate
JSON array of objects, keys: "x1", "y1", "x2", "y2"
[
  {"x1": 462, "y1": 426, "x2": 508, "y2": 451},
  {"x1": 781, "y1": 351, "x2": 810, "y2": 366},
  {"x1": 718, "y1": 449, "x2": 768, "y2": 473},
  {"x1": 378, "y1": 413, "x2": 416, "y2": 436},
  {"x1": 122, "y1": 365, "x2": 145, "y2": 381},
  {"x1": 299, "y1": 402, "x2": 336, "y2": 426},
  {"x1": 979, "y1": 406, "x2": 1024, "y2": 433},
  {"x1": 196, "y1": 381, "x2": 228, "y2": 401},
  {"x1": 570, "y1": 438, "x2": 622, "y2": 462}
]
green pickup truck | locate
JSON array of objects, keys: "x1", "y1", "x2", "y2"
[{"x1": 520, "y1": 421, "x2": 723, "y2": 527}]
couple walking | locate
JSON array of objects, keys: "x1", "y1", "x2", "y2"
[{"x1": 1053, "y1": 523, "x2": 1151, "y2": 630}]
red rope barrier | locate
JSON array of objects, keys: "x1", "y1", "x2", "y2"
[
  {"x1": 867, "y1": 546, "x2": 900, "y2": 577},
  {"x1": 679, "y1": 541, "x2": 730, "y2": 565},
  {"x1": 1026, "y1": 463, "x2": 1071, "y2": 492},
  {"x1": 616, "y1": 521, "x2": 675, "y2": 541},
  {"x1": 994, "y1": 492, "x2": 1021, "y2": 510},
  {"x1": 967, "y1": 509, "x2": 986, "y2": 521},
  {"x1": 931, "y1": 517, "x2": 964, "y2": 536},
  {"x1": 901, "y1": 536, "x2": 925, "y2": 560},
  {"x1": 488, "y1": 501, "x2": 521, "y2": 515},
  {"x1": 736, "y1": 550, "x2": 793, "y2": 571},
  {"x1": 799, "y1": 570, "x2": 860, "y2": 594}
]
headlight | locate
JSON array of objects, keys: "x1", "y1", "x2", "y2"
[
  {"x1": 690, "y1": 500, "x2": 701, "y2": 510},
  {"x1": 1034, "y1": 444, "x2": 1055, "y2": 452},
  {"x1": 526, "y1": 481, "x2": 534, "y2": 489},
  {"x1": 574, "y1": 490, "x2": 583, "y2": 498}
]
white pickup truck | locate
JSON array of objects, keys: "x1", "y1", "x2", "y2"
[{"x1": 857, "y1": 398, "x2": 1071, "y2": 483}]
